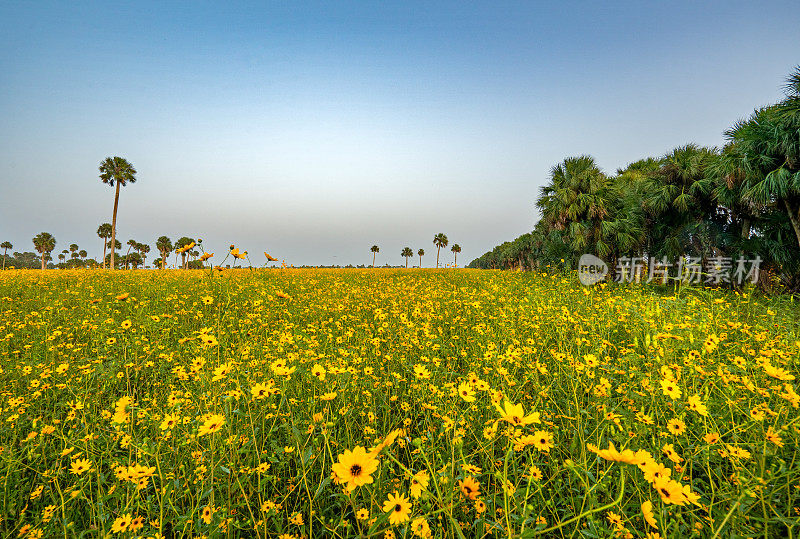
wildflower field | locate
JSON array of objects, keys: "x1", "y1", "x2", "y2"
[{"x1": 0, "y1": 269, "x2": 798, "y2": 539}]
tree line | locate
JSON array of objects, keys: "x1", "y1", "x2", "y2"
[
  {"x1": 1, "y1": 157, "x2": 207, "y2": 270},
  {"x1": 369, "y1": 233, "x2": 461, "y2": 268},
  {"x1": 468, "y1": 67, "x2": 800, "y2": 291}
]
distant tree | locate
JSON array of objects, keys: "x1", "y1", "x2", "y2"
[
  {"x1": 370, "y1": 245, "x2": 380, "y2": 268},
  {"x1": 433, "y1": 233, "x2": 448, "y2": 268},
  {"x1": 451, "y1": 244, "x2": 461, "y2": 267},
  {"x1": 175, "y1": 237, "x2": 194, "y2": 269},
  {"x1": 156, "y1": 236, "x2": 172, "y2": 269},
  {"x1": 1, "y1": 241, "x2": 12, "y2": 270},
  {"x1": 417, "y1": 248, "x2": 424, "y2": 268},
  {"x1": 97, "y1": 223, "x2": 112, "y2": 268},
  {"x1": 401, "y1": 247, "x2": 414, "y2": 268},
  {"x1": 138, "y1": 243, "x2": 150, "y2": 268},
  {"x1": 69, "y1": 243, "x2": 79, "y2": 258},
  {"x1": 79, "y1": 249, "x2": 87, "y2": 261},
  {"x1": 11, "y1": 251, "x2": 39, "y2": 269},
  {"x1": 125, "y1": 239, "x2": 137, "y2": 269},
  {"x1": 33, "y1": 232, "x2": 56, "y2": 270},
  {"x1": 105, "y1": 239, "x2": 122, "y2": 269},
  {"x1": 127, "y1": 252, "x2": 143, "y2": 269},
  {"x1": 99, "y1": 156, "x2": 137, "y2": 270},
  {"x1": 58, "y1": 251, "x2": 67, "y2": 265}
]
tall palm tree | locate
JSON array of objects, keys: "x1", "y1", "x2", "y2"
[
  {"x1": 69, "y1": 243, "x2": 79, "y2": 258},
  {"x1": 79, "y1": 249, "x2": 87, "y2": 262},
  {"x1": 401, "y1": 247, "x2": 414, "y2": 268},
  {"x1": 451, "y1": 244, "x2": 461, "y2": 267},
  {"x1": 104, "y1": 239, "x2": 122, "y2": 269},
  {"x1": 370, "y1": 245, "x2": 379, "y2": 268},
  {"x1": 433, "y1": 233, "x2": 448, "y2": 268},
  {"x1": 97, "y1": 223, "x2": 112, "y2": 268},
  {"x1": 156, "y1": 236, "x2": 172, "y2": 269},
  {"x1": 58, "y1": 252, "x2": 66, "y2": 264},
  {"x1": 99, "y1": 156, "x2": 137, "y2": 270},
  {"x1": 32, "y1": 232, "x2": 56, "y2": 270},
  {"x1": 1, "y1": 241, "x2": 12, "y2": 270},
  {"x1": 417, "y1": 248, "x2": 424, "y2": 268}
]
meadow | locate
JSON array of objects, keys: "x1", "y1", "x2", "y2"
[{"x1": 0, "y1": 268, "x2": 798, "y2": 538}]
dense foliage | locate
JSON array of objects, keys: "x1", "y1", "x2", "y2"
[{"x1": 469, "y1": 68, "x2": 800, "y2": 291}]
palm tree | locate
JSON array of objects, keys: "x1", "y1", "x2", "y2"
[
  {"x1": 401, "y1": 247, "x2": 414, "y2": 268},
  {"x1": 779, "y1": 65, "x2": 800, "y2": 119},
  {"x1": 723, "y1": 76, "x2": 800, "y2": 250},
  {"x1": 97, "y1": 223, "x2": 112, "y2": 268},
  {"x1": 69, "y1": 243, "x2": 79, "y2": 258},
  {"x1": 139, "y1": 243, "x2": 150, "y2": 268},
  {"x1": 536, "y1": 155, "x2": 615, "y2": 261},
  {"x1": 99, "y1": 156, "x2": 137, "y2": 270},
  {"x1": 79, "y1": 249, "x2": 87, "y2": 263},
  {"x1": 156, "y1": 236, "x2": 172, "y2": 269},
  {"x1": 175, "y1": 237, "x2": 194, "y2": 269},
  {"x1": 417, "y1": 248, "x2": 424, "y2": 268},
  {"x1": 125, "y1": 239, "x2": 137, "y2": 269},
  {"x1": 58, "y1": 252, "x2": 66, "y2": 264},
  {"x1": 370, "y1": 245, "x2": 380, "y2": 268},
  {"x1": 32, "y1": 232, "x2": 56, "y2": 270},
  {"x1": 451, "y1": 244, "x2": 461, "y2": 267},
  {"x1": 433, "y1": 233, "x2": 448, "y2": 268},
  {"x1": 105, "y1": 239, "x2": 122, "y2": 269},
  {"x1": 1, "y1": 241, "x2": 12, "y2": 270}
]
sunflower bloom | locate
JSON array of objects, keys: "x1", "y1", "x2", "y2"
[
  {"x1": 641, "y1": 500, "x2": 658, "y2": 529},
  {"x1": 495, "y1": 400, "x2": 540, "y2": 426},
  {"x1": 382, "y1": 491, "x2": 412, "y2": 525},
  {"x1": 458, "y1": 476, "x2": 481, "y2": 500},
  {"x1": 198, "y1": 414, "x2": 225, "y2": 436},
  {"x1": 331, "y1": 446, "x2": 379, "y2": 492}
]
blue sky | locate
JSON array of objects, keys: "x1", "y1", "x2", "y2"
[{"x1": 1, "y1": 1, "x2": 799, "y2": 266}]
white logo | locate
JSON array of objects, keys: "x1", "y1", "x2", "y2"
[{"x1": 578, "y1": 254, "x2": 608, "y2": 286}]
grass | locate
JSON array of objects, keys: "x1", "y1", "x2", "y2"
[{"x1": 0, "y1": 267, "x2": 798, "y2": 538}]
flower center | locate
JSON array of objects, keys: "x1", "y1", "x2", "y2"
[{"x1": 350, "y1": 464, "x2": 362, "y2": 477}]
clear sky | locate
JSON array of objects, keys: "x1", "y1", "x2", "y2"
[{"x1": 1, "y1": 1, "x2": 799, "y2": 267}]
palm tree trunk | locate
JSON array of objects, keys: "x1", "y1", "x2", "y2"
[
  {"x1": 372, "y1": 253, "x2": 376, "y2": 268},
  {"x1": 2, "y1": 249, "x2": 6, "y2": 270},
  {"x1": 741, "y1": 218, "x2": 751, "y2": 240},
  {"x1": 436, "y1": 247, "x2": 440, "y2": 268},
  {"x1": 405, "y1": 257, "x2": 408, "y2": 268},
  {"x1": 454, "y1": 253, "x2": 457, "y2": 267},
  {"x1": 110, "y1": 182, "x2": 120, "y2": 270},
  {"x1": 419, "y1": 255, "x2": 422, "y2": 268},
  {"x1": 783, "y1": 198, "x2": 800, "y2": 249},
  {"x1": 40, "y1": 252, "x2": 45, "y2": 271},
  {"x1": 101, "y1": 239, "x2": 107, "y2": 269},
  {"x1": 125, "y1": 244, "x2": 133, "y2": 270}
]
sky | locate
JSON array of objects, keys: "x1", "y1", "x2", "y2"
[{"x1": 1, "y1": 1, "x2": 799, "y2": 267}]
